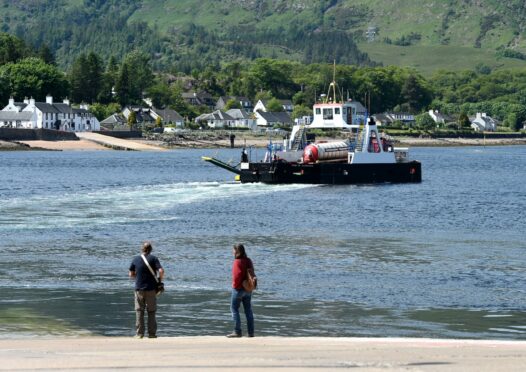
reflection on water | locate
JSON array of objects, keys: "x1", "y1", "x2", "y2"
[{"x1": 0, "y1": 147, "x2": 525, "y2": 339}]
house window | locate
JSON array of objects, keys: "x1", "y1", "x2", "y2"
[
  {"x1": 315, "y1": 108, "x2": 321, "y2": 115},
  {"x1": 335, "y1": 108, "x2": 340, "y2": 115},
  {"x1": 323, "y1": 108, "x2": 333, "y2": 120}
]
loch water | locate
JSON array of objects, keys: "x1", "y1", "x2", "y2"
[{"x1": 0, "y1": 146, "x2": 525, "y2": 339}]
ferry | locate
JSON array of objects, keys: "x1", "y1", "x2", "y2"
[{"x1": 203, "y1": 80, "x2": 421, "y2": 185}]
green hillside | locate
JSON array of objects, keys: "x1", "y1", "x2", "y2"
[{"x1": 1, "y1": 0, "x2": 526, "y2": 72}]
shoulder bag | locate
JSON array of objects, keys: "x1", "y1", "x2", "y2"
[{"x1": 141, "y1": 254, "x2": 164, "y2": 296}]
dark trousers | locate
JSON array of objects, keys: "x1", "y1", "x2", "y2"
[{"x1": 134, "y1": 290, "x2": 157, "y2": 336}]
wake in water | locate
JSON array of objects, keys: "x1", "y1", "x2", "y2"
[{"x1": 0, "y1": 182, "x2": 315, "y2": 230}]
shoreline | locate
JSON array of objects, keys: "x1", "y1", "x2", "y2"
[
  {"x1": 1, "y1": 336, "x2": 525, "y2": 371},
  {"x1": 1, "y1": 136, "x2": 526, "y2": 151}
]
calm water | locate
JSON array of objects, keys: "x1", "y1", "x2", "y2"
[{"x1": 0, "y1": 146, "x2": 525, "y2": 339}]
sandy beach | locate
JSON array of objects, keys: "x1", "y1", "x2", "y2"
[
  {"x1": 1, "y1": 336, "x2": 525, "y2": 371},
  {"x1": 2, "y1": 135, "x2": 525, "y2": 151}
]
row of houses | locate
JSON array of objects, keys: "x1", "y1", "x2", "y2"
[
  {"x1": 373, "y1": 110, "x2": 497, "y2": 131},
  {"x1": 0, "y1": 96, "x2": 100, "y2": 132},
  {"x1": 0, "y1": 93, "x2": 499, "y2": 133}
]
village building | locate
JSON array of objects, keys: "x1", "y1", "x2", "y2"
[
  {"x1": 469, "y1": 113, "x2": 497, "y2": 132},
  {"x1": 1, "y1": 96, "x2": 100, "y2": 131},
  {"x1": 373, "y1": 112, "x2": 416, "y2": 126},
  {"x1": 254, "y1": 111, "x2": 293, "y2": 127},
  {"x1": 101, "y1": 106, "x2": 184, "y2": 130},
  {"x1": 215, "y1": 96, "x2": 253, "y2": 112},
  {"x1": 195, "y1": 110, "x2": 235, "y2": 128},
  {"x1": 182, "y1": 91, "x2": 215, "y2": 108},
  {"x1": 253, "y1": 99, "x2": 294, "y2": 113}
]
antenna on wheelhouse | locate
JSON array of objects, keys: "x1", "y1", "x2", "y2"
[{"x1": 326, "y1": 60, "x2": 339, "y2": 103}]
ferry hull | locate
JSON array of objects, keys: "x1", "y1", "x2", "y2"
[{"x1": 238, "y1": 161, "x2": 422, "y2": 184}]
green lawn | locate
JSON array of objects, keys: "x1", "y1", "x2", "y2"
[{"x1": 360, "y1": 42, "x2": 526, "y2": 76}]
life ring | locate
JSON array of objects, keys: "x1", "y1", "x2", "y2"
[{"x1": 409, "y1": 167, "x2": 416, "y2": 175}]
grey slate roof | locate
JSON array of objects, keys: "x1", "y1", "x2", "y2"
[
  {"x1": 53, "y1": 103, "x2": 74, "y2": 114},
  {"x1": 34, "y1": 102, "x2": 60, "y2": 113},
  {"x1": 226, "y1": 109, "x2": 252, "y2": 119},
  {"x1": 0, "y1": 111, "x2": 34, "y2": 120},
  {"x1": 258, "y1": 111, "x2": 292, "y2": 124},
  {"x1": 152, "y1": 107, "x2": 183, "y2": 123},
  {"x1": 100, "y1": 114, "x2": 127, "y2": 125}
]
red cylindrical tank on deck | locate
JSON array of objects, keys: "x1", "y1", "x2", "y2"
[{"x1": 303, "y1": 141, "x2": 348, "y2": 164}]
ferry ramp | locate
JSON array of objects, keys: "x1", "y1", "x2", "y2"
[{"x1": 76, "y1": 132, "x2": 166, "y2": 151}]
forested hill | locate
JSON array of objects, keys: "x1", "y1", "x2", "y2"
[{"x1": 2, "y1": 0, "x2": 526, "y2": 73}]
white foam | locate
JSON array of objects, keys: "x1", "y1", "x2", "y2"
[{"x1": 0, "y1": 182, "x2": 314, "y2": 230}]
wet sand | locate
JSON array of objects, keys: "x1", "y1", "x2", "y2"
[{"x1": 1, "y1": 336, "x2": 525, "y2": 371}]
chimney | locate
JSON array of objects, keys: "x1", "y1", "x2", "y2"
[
  {"x1": 46, "y1": 95, "x2": 53, "y2": 104},
  {"x1": 63, "y1": 97, "x2": 70, "y2": 105},
  {"x1": 24, "y1": 97, "x2": 29, "y2": 104},
  {"x1": 29, "y1": 98, "x2": 35, "y2": 106},
  {"x1": 9, "y1": 97, "x2": 14, "y2": 106},
  {"x1": 476, "y1": 113, "x2": 482, "y2": 119}
]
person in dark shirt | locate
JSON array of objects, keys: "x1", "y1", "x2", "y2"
[
  {"x1": 227, "y1": 243, "x2": 256, "y2": 338},
  {"x1": 129, "y1": 241, "x2": 164, "y2": 338}
]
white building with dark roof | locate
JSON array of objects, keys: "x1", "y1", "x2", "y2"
[
  {"x1": 470, "y1": 113, "x2": 496, "y2": 132},
  {"x1": 254, "y1": 111, "x2": 293, "y2": 127},
  {"x1": 1, "y1": 96, "x2": 100, "y2": 131},
  {"x1": 195, "y1": 110, "x2": 235, "y2": 128}
]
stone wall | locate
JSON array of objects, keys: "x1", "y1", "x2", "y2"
[{"x1": 0, "y1": 128, "x2": 79, "y2": 141}]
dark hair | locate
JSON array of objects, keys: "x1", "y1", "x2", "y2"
[
  {"x1": 233, "y1": 243, "x2": 247, "y2": 259},
  {"x1": 142, "y1": 241, "x2": 153, "y2": 254}
]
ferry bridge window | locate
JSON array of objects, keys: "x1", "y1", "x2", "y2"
[
  {"x1": 315, "y1": 108, "x2": 321, "y2": 115},
  {"x1": 335, "y1": 108, "x2": 340, "y2": 115},
  {"x1": 323, "y1": 108, "x2": 333, "y2": 120}
]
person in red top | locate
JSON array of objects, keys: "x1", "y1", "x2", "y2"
[{"x1": 227, "y1": 243, "x2": 255, "y2": 338}]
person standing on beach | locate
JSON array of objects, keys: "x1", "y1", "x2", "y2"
[
  {"x1": 227, "y1": 243, "x2": 256, "y2": 338},
  {"x1": 129, "y1": 241, "x2": 164, "y2": 338}
]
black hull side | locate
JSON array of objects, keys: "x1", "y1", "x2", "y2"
[{"x1": 239, "y1": 161, "x2": 422, "y2": 184}]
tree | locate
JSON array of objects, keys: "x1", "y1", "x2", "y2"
[
  {"x1": 85, "y1": 52, "x2": 104, "y2": 103},
  {"x1": 146, "y1": 80, "x2": 172, "y2": 108},
  {"x1": 155, "y1": 116, "x2": 162, "y2": 128},
  {"x1": 0, "y1": 57, "x2": 69, "y2": 101},
  {"x1": 266, "y1": 98, "x2": 284, "y2": 112},
  {"x1": 115, "y1": 62, "x2": 131, "y2": 106},
  {"x1": 127, "y1": 110, "x2": 137, "y2": 129},
  {"x1": 458, "y1": 112, "x2": 470, "y2": 128},
  {"x1": 69, "y1": 54, "x2": 89, "y2": 103},
  {"x1": 291, "y1": 104, "x2": 312, "y2": 120},
  {"x1": 224, "y1": 98, "x2": 241, "y2": 110},
  {"x1": 415, "y1": 113, "x2": 436, "y2": 130},
  {"x1": 38, "y1": 44, "x2": 55, "y2": 65},
  {"x1": 401, "y1": 74, "x2": 431, "y2": 113},
  {"x1": 89, "y1": 102, "x2": 121, "y2": 121},
  {"x1": 122, "y1": 50, "x2": 154, "y2": 103},
  {"x1": 0, "y1": 33, "x2": 29, "y2": 65}
]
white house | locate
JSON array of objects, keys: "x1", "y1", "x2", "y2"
[
  {"x1": 254, "y1": 111, "x2": 293, "y2": 127},
  {"x1": 253, "y1": 99, "x2": 294, "y2": 113},
  {"x1": 226, "y1": 109, "x2": 257, "y2": 130},
  {"x1": 2, "y1": 96, "x2": 100, "y2": 132},
  {"x1": 195, "y1": 110, "x2": 235, "y2": 128},
  {"x1": 470, "y1": 113, "x2": 496, "y2": 132},
  {"x1": 428, "y1": 110, "x2": 446, "y2": 125},
  {"x1": 0, "y1": 110, "x2": 38, "y2": 128},
  {"x1": 116, "y1": 106, "x2": 184, "y2": 128}
]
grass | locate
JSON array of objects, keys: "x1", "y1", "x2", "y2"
[{"x1": 359, "y1": 42, "x2": 526, "y2": 76}]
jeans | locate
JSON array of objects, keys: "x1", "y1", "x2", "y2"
[
  {"x1": 230, "y1": 288, "x2": 254, "y2": 336},
  {"x1": 134, "y1": 290, "x2": 157, "y2": 337}
]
